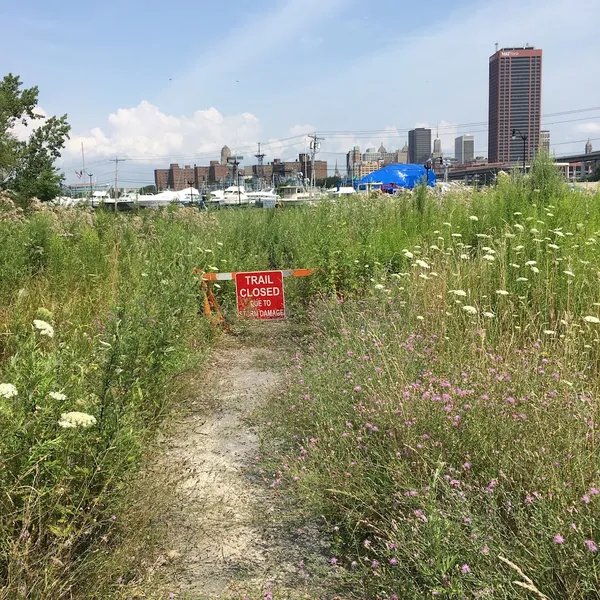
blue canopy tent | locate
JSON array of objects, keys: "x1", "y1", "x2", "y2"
[{"x1": 356, "y1": 163, "x2": 436, "y2": 191}]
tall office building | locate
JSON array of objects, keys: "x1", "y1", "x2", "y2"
[
  {"x1": 220, "y1": 145, "x2": 231, "y2": 166},
  {"x1": 432, "y1": 137, "x2": 443, "y2": 160},
  {"x1": 540, "y1": 130, "x2": 550, "y2": 154},
  {"x1": 346, "y1": 146, "x2": 361, "y2": 178},
  {"x1": 488, "y1": 46, "x2": 542, "y2": 164},
  {"x1": 455, "y1": 135, "x2": 475, "y2": 164},
  {"x1": 408, "y1": 128, "x2": 432, "y2": 164}
]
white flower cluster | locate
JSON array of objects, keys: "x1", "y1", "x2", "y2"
[
  {"x1": 58, "y1": 411, "x2": 97, "y2": 429},
  {"x1": 0, "y1": 383, "x2": 18, "y2": 399},
  {"x1": 33, "y1": 319, "x2": 54, "y2": 338}
]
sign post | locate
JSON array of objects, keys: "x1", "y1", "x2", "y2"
[{"x1": 235, "y1": 270, "x2": 285, "y2": 320}]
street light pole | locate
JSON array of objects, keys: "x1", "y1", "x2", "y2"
[{"x1": 512, "y1": 128, "x2": 528, "y2": 172}]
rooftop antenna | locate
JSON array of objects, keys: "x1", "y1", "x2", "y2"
[{"x1": 495, "y1": 42, "x2": 499, "y2": 52}]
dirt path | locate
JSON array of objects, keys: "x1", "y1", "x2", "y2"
[{"x1": 159, "y1": 326, "x2": 333, "y2": 599}]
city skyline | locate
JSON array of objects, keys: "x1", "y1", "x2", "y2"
[{"x1": 4, "y1": 0, "x2": 599, "y2": 187}]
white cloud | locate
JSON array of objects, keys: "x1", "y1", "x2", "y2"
[
  {"x1": 576, "y1": 122, "x2": 600, "y2": 134},
  {"x1": 64, "y1": 101, "x2": 261, "y2": 163}
]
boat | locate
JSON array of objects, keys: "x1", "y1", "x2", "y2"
[{"x1": 247, "y1": 187, "x2": 280, "y2": 207}]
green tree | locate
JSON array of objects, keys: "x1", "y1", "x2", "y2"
[
  {"x1": 318, "y1": 176, "x2": 342, "y2": 188},
  {"x1": 589, "y1": 164, "x2": 600, "y2": 182},
  {"x1": 139, "y1": 185, "x2": 157, "y2": 194},
  {"x1": 0, "y1": 73, "x2": 70, "y2": 204}
]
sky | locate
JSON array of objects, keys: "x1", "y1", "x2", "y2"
[{"x1": 1, "y1": 0, "x2": 600, "y2": 188}]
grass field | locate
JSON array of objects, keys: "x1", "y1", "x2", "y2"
[{"x1": 1, "y1": 159, "x2": 599, "y2": 598}]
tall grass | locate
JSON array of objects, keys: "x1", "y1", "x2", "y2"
[
  {"x1": 0, "y1": 206, "x2": 219, "y2": 597},
  {"x1": 257, "y1": 166, "x2": 600, "y2": 598},
  {"x1": 1, "y1": 158, "x2": 599, "y2": 597}
]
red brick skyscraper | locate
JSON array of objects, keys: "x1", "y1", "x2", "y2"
[{"x1": 488, "y1": 46, "x2": 542, "y2": 165}]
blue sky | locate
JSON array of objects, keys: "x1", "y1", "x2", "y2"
[{"x1": 2, "y1": 0, "x2": 600, "y2": 187}]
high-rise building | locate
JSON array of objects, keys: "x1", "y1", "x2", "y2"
[
  {"x1": 220, "y1": 145, "x2": 231, "y2": 166},
  {"x1": 585, "y1": 138, "x2": 593, "y2": 154},
  {"x1": 455, "y1": 135, "x2": 475, "y2": 164},
  {"x1": 398, "y1": 143, "x2": 408, "y2": 164},
  {"x1": 432, "y1": 137, "x2": 442, "y2": 160},
  {"x1": 540, "y1": 130, "x2": 550, "y2": 154},
  {"x1": 408, "y1": 128, "x2": 432, "y2": 164},
  {"x1": 488, "y1": 46, "x2": 542, "y2": 165},
  {"x1": 346, "y1": 146, "x2": 361, "y2": 179}
]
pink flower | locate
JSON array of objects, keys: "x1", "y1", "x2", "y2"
[
  {"x1": 582, "y1": 495, "x2": 591, "y2": 504},
  {"x1": 590, "y1": 487, "x2": 599, "y2": 495},
  {"x1": 330, "y1": 557, "x2": 338, "y2": 565},
  {"x1": 553, "y1": 534, "x2": 564, "y2": 544},
  {"x1": 461, "y1": 563, "x2": 471, "y2": 574},
  {"x1": 585, "y1": 540, "x2": 598, "y2": 552},
  {"x1": 389, "y1": 558, "x2": 398, "y2": 565},
  {"x1": 353, "y1": 385, "x2": 361, "y2": 392}
]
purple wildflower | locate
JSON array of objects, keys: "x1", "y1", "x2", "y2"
[
  {"x1": 585, "y1": 540, "x2": 598, "y2": 552},
  {"x1": 553, "y1": 534, "x2": 564, "y2": 544},
  {"x1": 461, "y1": 563, "x2": 471, "y2": 574}
]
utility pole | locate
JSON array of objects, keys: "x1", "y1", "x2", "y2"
[
  {"x1": 110, "y1": 157, "x2": 127, "y2": 212},
  {"x1": 308, "y1": 133, "x2": 323, "y2": 201},
  {"x1": 254, "y1": 142, "x2": 265, "y2": 189},
  {"x1": 88, "y1": 172, "x2": 94, "y2": 201}
]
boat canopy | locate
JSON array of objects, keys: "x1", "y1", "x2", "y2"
[{"x1": 357, "y1": 163, "x2": 436, "y2": 189}]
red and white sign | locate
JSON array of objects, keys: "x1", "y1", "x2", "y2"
[{"x1": 235, "y1": 271, "x2": 285, "y2": 320}]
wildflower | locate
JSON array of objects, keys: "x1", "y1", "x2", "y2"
[
  {"x1": 553, "y1": 534, "x2": 564, "y2": 544},
  {"x1": 564, "y1": 270, "x2": 575, "y2": 277},
  {"x1": 462, "y1": 305, "x2": 477, "y2": 315},
  {"x1": 452, "y1": 233, "x2": 462, "y2": 238},
  {"x1": 33, "y1": 319, "x2": 54, "y2": 338},
  {"x1": 416, "y1": 315, "x2": 424, "y2": 321},
  {"x1": 514, "y1": 224, "x2": 524, "y2": 231},
  {"x1": 530, "y1": 228, "x2": 539, "y2": 234},
  {"x1": 483, "y1": 255, "x2": 495, "y2": 262},
  {"x1": 469, "y1": 215, "x2": 479, "y2": 221},
  {"x1": 330, "y1": 557, "x2": 338, "y2": 565},
  {"x1": 419, "y1": 273, "x2": 429, "y2": 280},
  {"x1": 547, "y1": 243, "x2": 560, "y2": 250},
  {"x1": 483, "y1": 312, "x2": 495, "y2": 319},
  {"x1": 0, "y1": 383, "x2": 18, "y2": 399},
  {"x1": 415, "y1": 259, "x2": 430, "y2": 269},
  {"x1": 48, "y1": 391, "x2": 67, "y2": 401},
  {"x1": 389, "y1": 558, "x2": 398, "y2": 565},
  {"x1": 516, "y1": 277, "x2": 529, "y2": 282},
  {"x1": 543, "y1": 330, "x2": 556, "y2": 335},
  {"x1": 510, "y1": 263, "x2": 521, "y2": 268},
  {"x1": 582, "y1": 495, "x2": 591, "y2": 504},
  {"x1": 450, "y1": 290, "x2": 467, "y2": 297},
  {"x1": 584, "y1": 316, "x2": 600, "y2": 324},
  {"x1": 460, "y1": 254, "x2": 469, "y2": 260},
  {"x1": 461, "y1": 564, "x2": 471, "y2": 574},
  {"x1": 372, "y1": 560, "x2": 380, "y2": 568},
  {"x1": 374, "y1": 284, "x2": 385, "y2": 290},
  {"x1": 525, "y1": 260, "x2": 537, "y2": 266},
  {"x1": 496, "y1": 290, "x2": 509, "y2": 296},
  {"x1": 476, "y1": 233, "x2": 490, "y2": 239},
  {"x1": 531, "y1": 266, "x2": 540, "y2": 274},
  {"x1": 585, "y1": 540, "x2": 598, "y2": 552},
  {"x1": 58, "y1": 411, "x2": 97, "y2": 429}
]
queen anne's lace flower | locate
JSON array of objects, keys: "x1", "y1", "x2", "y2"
[
  {"x1": 0, "y1": 383, "x2": 18, "y2": 399},
  {"x1": 58, "y1": 411, "x2": 97, "y2": 429},
  {"x1": 48, "y1": 392, "x2": 67, "y2": 401},
  {"x1": 33, "y1": 319, "x2": 54, "y2": 338}
]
